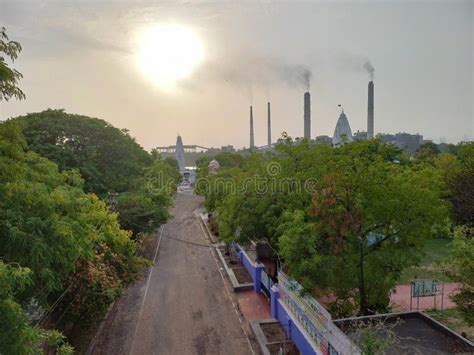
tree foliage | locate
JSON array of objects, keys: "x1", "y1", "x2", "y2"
[
  {"x1": 199, "y1": 138, "x2": 449, "y2": 316},
  {"x1": 11, "y1": 109, "x2": 152, "y2": 196},
  {"x1": 447, "y1": 226, "x2": 474, "y2": 325},
  {"x1": 0, "y1": 27, "x2": 25, "y2": 102},
  {"x1": 0, "y1": 122, "x2": 150, "y2": 352},
  {"x1": 0, "y1": 261, "x2": 73, "y2": 354}
]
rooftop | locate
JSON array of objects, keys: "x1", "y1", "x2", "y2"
[{"x1": 334, "y1": 311, "x2": 474, "y2": 354}]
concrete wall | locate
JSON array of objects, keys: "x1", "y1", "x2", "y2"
[
  {"x1": 235, "y1": 244, "x2": 351, "y2": 355},
  {"x1": 271, "y1": 285, "x2": 321, "y2": 355},
  {"x1": 237, "y1": 246, "x2": 264, "y2": 293}
]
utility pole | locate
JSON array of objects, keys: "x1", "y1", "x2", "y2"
[{"x1": 108, "y1": 192, "x2": 118, "y2": 212}]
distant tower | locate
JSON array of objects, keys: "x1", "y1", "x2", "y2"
[
  {"x1": 250, "y1": 106, "x2": 255, "y2": 149},
  {"x1": 175, "y1": 134, "x2": 186, "y2": 173},
  {"x1": 367, "y1": 81, "x2": 374, "y2": 139},
  {"x1": 333, "y1": 106, "x2": 354, "y2": 146},
  {"x1": 267, "y1": 102, "x2": 271, "y2": 147},
  {"x1": 304, "y1": 92, "x2": 311, "y2": 139}
]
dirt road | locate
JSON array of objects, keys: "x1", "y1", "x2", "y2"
[{"x1": 91, "y1": 193, "x2": 254, "y2": 355}]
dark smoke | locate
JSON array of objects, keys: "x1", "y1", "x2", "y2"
[
  {"x1": 363, "y1": 60, "x2": 375, "y2": 80},
  {"x1": 185, "y1": 55, "x2": 312, "y2": 98},
  {"x1": 278, "y1": 64, "x2": 312, "y2": 90}
]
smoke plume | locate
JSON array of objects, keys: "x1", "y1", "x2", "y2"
[
  {"x1": 185, "y1": 55, "x2": 313, "y2": 98},
  {"x1": 363, "y1": 60, "x2": 375, "y2": 80}
]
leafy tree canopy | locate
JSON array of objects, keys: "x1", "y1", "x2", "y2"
[
  {"x1": 0, "y1": 27, "x2": 25, "y2": 102},
  {"x1": 9, "y1": 109, "x2": 152, "y2": 196}
]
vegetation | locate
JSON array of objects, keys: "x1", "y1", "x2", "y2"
[
  {"x1": 0, "y1": 28, "x2": 179, "y2": 353},
  {"x1": 399, "y1": 239, "x2": 454, "y2": 283},
  {"x1": 11, "y1": 109, "x2": 152, "y2": 196},
  {"x1": 196, "y1": 138, "x2": 460, "y2": 317},
  {"x1": 445, "y1": 226, "x2": 474, "y2": 325},
  {"x1": 427, "y1": 307, "x2": 474, "y2": 341},
  {"x1": 0, "y1": 27, "x2": 25, "y2": 101},
  {"x1": 349, "y1": 319, "x2": 401, "y2": 355}
]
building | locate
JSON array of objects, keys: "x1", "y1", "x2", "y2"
[
  {"x1": 315, "y1": 135, "x2": 333, "y2": 145},
  {"x1": 353, "y1": 130, "x2": 368, "y2": 141},
  {"x1": 380, "y1": 132, "x2": 424, "y2": 155},
  {"x1": 175, "y1": 135, "x2": 186, "y2": 173},
  {"x1": 333, "y1": 110, "x2": 353, "y2": 146},
  {"x1": 208, "y1": 159, "x2": 220, "y2": 174}
]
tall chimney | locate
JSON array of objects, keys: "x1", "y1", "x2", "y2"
[
  {"x1": 367, "y1": 81, "x2": 374, "y2": 139},
  {"x1": 250, "y1": 105, "x2": 255, "y2": 149},
  {"x1": 304, "y1": 92, "x2": 311, "y2": 139},
  {"x1": 267, "y1": 102, "x2": 271, "y2": 147}
]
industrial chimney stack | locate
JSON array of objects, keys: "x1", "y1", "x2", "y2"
[
  {"x1": 367, "y1": 81, "x2": 374, "y2": 139},
  {"x1": 267, "y1": 102, "x2": 271, "y2": 147},
  {"x1": 250, "y1": 105, "x2": 255, "y2": 149},
  {"x1": 304, "y1": 92, "x2": 311, "y2": 139}
]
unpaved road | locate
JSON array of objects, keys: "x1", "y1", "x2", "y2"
[{"x1": 91, "y1": 193, "x2": 254, "y2": 355}]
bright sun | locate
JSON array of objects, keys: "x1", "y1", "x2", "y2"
[{"x1": 136, "y1": 24, "x2": 204, "y2": 90}]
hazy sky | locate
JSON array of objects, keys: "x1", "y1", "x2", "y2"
[{"x1": 1, "y1": 0, "x2": 473, "y2": 150}]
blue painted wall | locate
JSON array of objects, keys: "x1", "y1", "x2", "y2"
[
  {"x1": 270, "y1": 285, "x2": 320, "y2": 355},
  {"x1": 236, "y1": 245, "x2": 323, "y2": 354}
]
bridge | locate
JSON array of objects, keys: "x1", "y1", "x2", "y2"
[{"x1": 154, "y1": 145, "x2": 211, "y2": 153}]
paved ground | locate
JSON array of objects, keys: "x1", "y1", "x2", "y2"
[
  {"x1": 236, "y1": 290, "x2": 272, "y2": 322},
  {"x1": 92, "y1": 193, "x2": 254, "y2": 355},
  {"x1": 390, "y1": 283, "x2": 459, "y2": 311}
]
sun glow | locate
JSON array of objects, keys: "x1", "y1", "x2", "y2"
[{"x1": 136, "y1": 24, "x2": 204, "y2": 90}]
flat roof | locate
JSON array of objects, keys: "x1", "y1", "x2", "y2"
[{"x1": 334, "y1": 311, "x2": 474, "y2": 354}]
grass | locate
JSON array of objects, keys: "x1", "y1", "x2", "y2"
[
  {"x1": 426, "y1": 308, "x2": 474, "y2": 341},
  {"x1": 398, "y1": 239, "x2": 454, "y2": 284}
]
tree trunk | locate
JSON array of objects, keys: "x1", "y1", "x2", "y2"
[{"x1": 358, "y1": 242, "x2": 369, "y2": 316}]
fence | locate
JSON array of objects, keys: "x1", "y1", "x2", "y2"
[
  {"x1": 232, "y1": 244, "x2": 355, "y2": 354},
  {"x1": 275, "y1": 272, "x2": 355, "y2": 355}
]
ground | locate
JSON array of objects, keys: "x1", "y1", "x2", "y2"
[
  {"x1": 399, "y1": 239, "x2": 453, "y2": 284},
  {"x1": 91, "y1": 193, "x2": 255, "y2": 355}
]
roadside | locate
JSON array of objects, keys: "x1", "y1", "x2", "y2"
[{"x1": 90, "y1": 193, "x2": 256, "y2": 354}]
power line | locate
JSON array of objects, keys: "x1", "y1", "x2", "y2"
[{"x1": 162, "y1": 234, "x2": 217, "y2": 249}]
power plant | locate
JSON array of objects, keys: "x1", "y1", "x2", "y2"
[
  {"x1": 249, "y1": 105, "x2": 255, "y2": 149},
  {"x1": 304, "y1": 92, "x2": 311, "y2": 139},
  {"x1": 245, "y1": 79, "x2": 375, "y2": 148},
  {"x1": 367, "y1": 80, "x2": 374, "y2": 139}
]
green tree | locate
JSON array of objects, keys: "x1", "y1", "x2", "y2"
[
  {"x1": 447, "y1": 226, "x2": 474, "y2": 325},
  {"x1": 114, "y1": 158, "x2": 178, "y2": 237},
  {"x1": 414, "y1": 141, "x2": 440, "y2": 161},
  {"x1": 0, "y1": 261, "x2": 73, "y2": 354},
  {"x1": 279, "y1": 141, "x2": 448, "y2": 316},
  {"x1": 449, "y1": 143, "x2": 474, "y2": 226},
  {"x1": 10, "y1": 109, "x2": 151, "y2": 196},
  {"x1": 0, "y1": 27, "x2": 25, "y2": 102},
  {"x1": 0, "y1": 122, "x2": 147, "y2": 329}
]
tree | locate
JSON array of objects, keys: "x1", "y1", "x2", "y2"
[
  {"x1": 0, "y1": 27, "x2": 25, "y2": 102},
  {"x1": 447, "y1": 226, "x2": 474, "y2": 325},
  {"x1": 414, "y1": 141, "x2": 440, "y2": 161},
  {"x1": 449, "y1": 143, "x2": 474, "y2": 226},
  {"x1": 0, "y1": 261, "x2": 73, "y2": 354},
  {"x1": 0, "y1": 122, "x2": 147, "y2": 332},
  {"x1": 278, "y1": 141, "x2": 448, "y2": 316},
  {"x1": 114, "y1": 158, "x2": 178, "y2": 237},
  {"x1": 10, "y1": 110, "x2": 152, "y2": 196}
]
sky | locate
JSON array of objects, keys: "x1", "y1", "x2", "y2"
[{"x1": 1, "y1": 0, "x2": 473, "y2": 150}]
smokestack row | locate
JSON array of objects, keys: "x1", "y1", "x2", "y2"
[
  {"x1": 304, "y1": 92, "x2": 311, "y2": 139},
  {"x1": 367, "y1": 81, "x2": 374, "y2": 139},
  {"x1": 249, "y1": 106, "x2": 255, "y2": 149}
]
